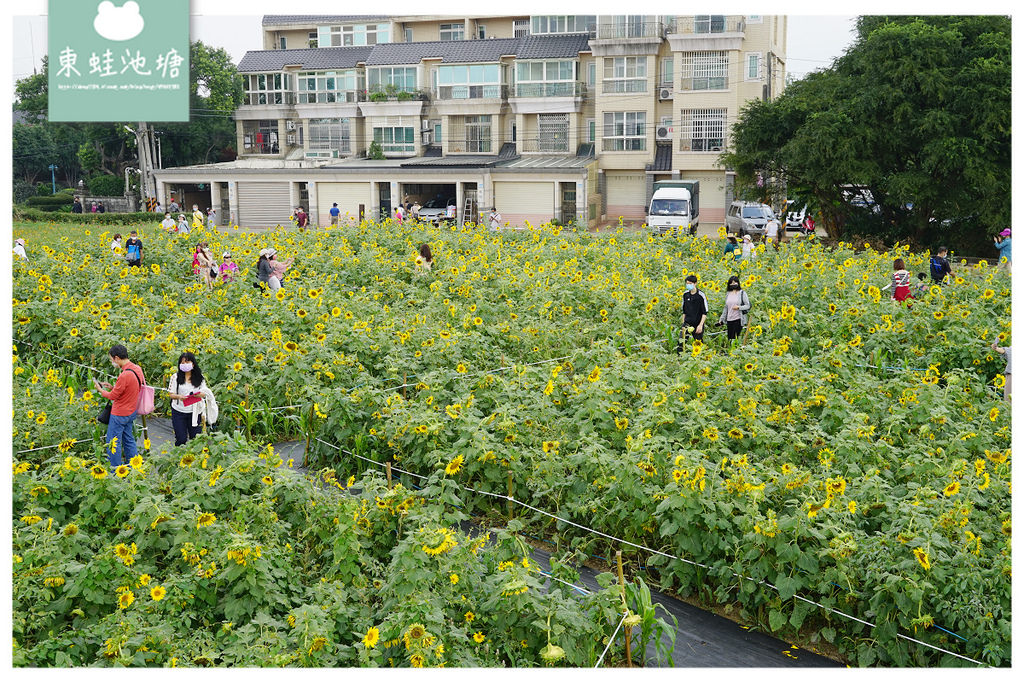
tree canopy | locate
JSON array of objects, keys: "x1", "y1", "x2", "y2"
[{"x1": 724, "y1": 15, "x2": 1010, "y2": 253}]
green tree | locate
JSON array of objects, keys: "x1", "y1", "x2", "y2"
[{"x1": 725, "y1": 15, "x2": 1010, "y2": 252}]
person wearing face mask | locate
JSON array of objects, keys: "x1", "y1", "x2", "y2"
[
  {"x1": 166, "y1": 352, "x2": 217, "y2": 445},
  {"x1": 680, "y1": 273, "x2": 709, "y2": 346},
  {"x1": 716, "y1": 275, "x2": 752, "y2": 341},
  {"x1": 93, "y1": 343, "x2": 146, "y2": 466}
]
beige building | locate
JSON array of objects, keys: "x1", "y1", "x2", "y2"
[{"x1": 155, "y1": 14, "x2": 785, "y2": 228}]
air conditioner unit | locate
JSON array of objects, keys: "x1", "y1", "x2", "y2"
[
  {"x1": 422, "y1": 130, "x2": 432, "y2": 145},
  {"x1": 656, "y1": 126, "x2": 673, "y2": 141},
  {"x1": 421, "y1": 119, "x2": 431, "y2": 131},
  {"x1": 285, "y1": 121, "x2": 297, "y2": 131},
  {"x1": 286, "y1": 133, "x2": 296, "y2": 145},
  {"x1": 658, "y1": 87, "x2": 673, "y2": 100},
  {"x1": 710, "y1": 146, "x2": 722, "y2": 152}
]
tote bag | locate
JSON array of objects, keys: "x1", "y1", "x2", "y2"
[{"x1": 127, "y1": 368, "x2": 155, "y2": 416}]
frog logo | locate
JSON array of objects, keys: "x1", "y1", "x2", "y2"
[{"x1": 93, "y1": 1, "x2": 145, "y2": 41}]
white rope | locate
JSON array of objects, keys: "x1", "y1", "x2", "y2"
[
  {"x1": 16, "y1": 437, "x2": 99, "y2": 455},
  {"x1": 537, "y1": 569, "x2": 591, "y2": 596},
  {"x1": 594, "y1": 612, "x2": 629, "y2": 668},
  {"x1": 314, "y1": 435, "x2": 986, "y2": 666},
  {"x1": 15, "y1": 338, "x2": 173, "y2": 393}
]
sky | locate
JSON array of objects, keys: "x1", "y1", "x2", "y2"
[{"x1": 10, "y1": 8, "x2": 858, "y2": 85}]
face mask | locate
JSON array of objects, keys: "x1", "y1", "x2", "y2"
[
  {"x1": 179, "y1": 362, "x2": 193, "y2": 372},
  {"x1": 728, "y1": 283, "x2": 740, "y2": 291},
  {"x1": 685, "y1": 283, "x2": 695, "y2": 291}
]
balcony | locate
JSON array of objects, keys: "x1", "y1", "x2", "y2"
[
  {"x1": 595, "y1": 21, "x2": 664, "y2": 39},
  {"x1": 601, "y1": 79, "x2": 649, "y2": 94},
  {"x1": 447, "y1": 139, "x2": 495, "y2": 154},
  {"x1": 673, "y1": 15, "x2": 746, "y2": 35},
  {"x1": 589, "y1": 20, "x2": 665, "y2": 57},
  {"x1": 243, "y1": 92, "x2": 295, "y2": 106},
  {"x1": 519, "y1": 137, "x2": 572, "y2": 154},
  {"x1": 510, "y1": 82, "x2": 586, "y2": 114},
  {"x1": 667, "y1": 16, "x2": 746, "y2": 52},
  {"x1": 513, "y1": 82, "x2": 585, "y2": 98},
  {"x1": 297, "y1": 91, "x2": 366, "y2": 104},
  {"x1": 434, "y1": 84, "x2": 508, "y2": 100}
]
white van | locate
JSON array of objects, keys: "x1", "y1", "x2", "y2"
[{"x1": 647, "y1": 187, "x2": 697, "y2": 236}]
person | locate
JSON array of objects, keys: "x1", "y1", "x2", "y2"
[
  {"x1": 741, "y1": 234, "x2": 757, "y2": 260},
  {"x1": 802, "y1": 214, "x2": 815, "y2": 235},
  {"x1": 219, "y1": 251, "x2": 238, "y2": 282},
  {"x1": 411, "y1": 200, "x2": 421, "y2": 220},
  {"x1": 196, "y1": 242, "x2": 217, "y2": 290},
  {"x1": 207, "y1": 207, "x2": 217, "y2": 230},
  {"x1": 13, "y1": 238, "x2": 27, "y2": 261},
  {"x1": 268, "y1": 248, "x2": 293, "y2": 287},
  {"x1": 110, "y1": 233, "x2": 123, "y2": 255},
  {"x1": 680, "y1": 274, "x2": 709, "y2": 345},
  {"x1": 764, "y1": 214, "x2": 780, "y2": 248},
  {"x1": 177, "y1": 213, "x2": 190, "y2": 235},
  {"x1": 913, "y1": 272, "x2": 929, "y2": 298},
  {"x1": 93, "y1": 343, "x2": 145, "y2": 467},
  {"x1": 488, "y1": 207, "x2": 502, "y2": 231},
  {"x1": 723, "y1": 235, "x2": 740, "y2": 259},
  {"x1": 329, "y1": 202, "x2": 341, "y2": 226},
  {"x1": 930, "y1": 247, "x2": 953, "y2": 284},
  {"x1": 155, "y1": 201, "x2": 164, "y2": 214},
  {"x1": 994, "y1": 228, "x2": 1011, "y2": 272},
  {"x1": 991, "y1": 339, "x2": 1011, "y2": 402},
  {"x1": 166, "y1": 352, "x2": 215, "y2": 445},
  {"x1": 294, "y1": 207, "x2": 309, "y2": 228},
  {"x1": 255, "y1": 250, "x2": 272, "y2": 290},
  {"x1": 72, "y1": 197, "x2": 83, "y2": 213},
  {"x1": 883, "y1": 258, "x2": 912, "y2": 303},
  {"x1": 124, "y1": 230, "x2": 143, "y2": 267},
  {"x1": 394, "y1": 205, "x2": 404, "y2": 224},
  {"x1": 97, "y1": 201, "x2": 106, "y2": 214},
  {"x1": 161, "y1": 212, "x2": 177, "y2": 232},
  {"x1": 716, "y1": 275, "x2": 751, "y2": 341},
  {"x1": 191, "y1": 204, "x2": 204, "y2": 230},
  {"x1": 169, "y1": 198, "x2": 180, "y2": 213},
  {"x1": 90, "y1": 202, "x2": 98, "y2": 213},
  {"x1": 416, "y1": 243, "x2": 433, "y2": 272}
]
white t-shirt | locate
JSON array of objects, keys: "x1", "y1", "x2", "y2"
[
  {"x1": 168, "y1": 374, "x2": 206, "y2": 413},
  {"x1": 161, "y1": 217, "x2": 176, "y2": 230},
  {"x1": 110, "y1": 240, "x2": 122, "y2": 252},
  {"x1": 13, "y1": 243, "x2": 27, "y2": 260},
  {"x1": 765, "y1": 219, "x2": 779, "y2": 238},
  {"x1": 489, "y1": 211, "x2": 502, "y2": 228}
]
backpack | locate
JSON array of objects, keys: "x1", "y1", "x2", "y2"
[
  {"x1": 126, "y1": 241, "x2": 141, "y2": 261},
  {"x1": 930, "y1": 256, "x2": 943, "y2": 279}
]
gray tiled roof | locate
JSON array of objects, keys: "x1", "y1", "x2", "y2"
[
  {"x1": 262, "y1": 16, "x2": 389, "y2": 26},
  {"x1": 652, "y1": 142, "x2": 672, "y2": 171},
  {"x1": 238, "y1": 47, "x2": 373, "y2": 72},
  {"x1": 237, "y1": 35, "x2": 594, "y2": 71}
]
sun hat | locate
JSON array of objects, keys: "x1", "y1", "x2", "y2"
[
  {"x1": 1000, "y1": 228, "x2": 1011, "y2": 237},
  {"x1": 15, "y1": 238, "x2": 25, "y2": 245},
  {"x1": 222, "y1": 251, "x2": 231, "y2": 259},
  {"x1": 266, "y1": 248, "x2": 277, "y2": 257},
  {"x1": 742, "y1": 234, "x2": 751, "y2": 242}
]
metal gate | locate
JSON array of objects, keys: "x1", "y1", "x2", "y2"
[{"x1": 237, "y1": 182, "x2": 292, "y2": 228}]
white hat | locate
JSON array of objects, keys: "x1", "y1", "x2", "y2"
[
  {"x1": 222, "y1": 251, "x2": 231, "y2": 259},
  {"x1": 15, "y1": 238, "x2": 25, "y2": 246},
  {"x1": 742, "y1": 234, "x2": 751, "y2": 242}
]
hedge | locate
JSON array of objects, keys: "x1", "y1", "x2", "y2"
[
  {"x1": 25, "y1": 195, "x2": 75, "y2": 209},
  {"x1": 13, "y1": 206, "x2": 163, "y2": 225}
]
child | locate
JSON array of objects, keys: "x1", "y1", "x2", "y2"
[
  {"x1": 741, "y1": 234, "x2": 757, "y2": 260},
  {"x1": 994, "y1": 228, "x2": 1011, "y2": 272},
  {"x1": 416, "y1": 243, "x2": 433, "y2": 272},
  {"x1": 991, "y1": 339, "x2": 1011, "y2": 402},
  {"x1": 219, "y1": 251, "x2": 238, "y2": 282},
  {"x1": 191, "y1": 244, "x2": 202, "y2": 277},
  {"x1": 913, "y1": 272, "x2": 929, "y2": 298},
  {"x1": 177, "y1": 214, "x2": 190, "y2": 235},
  {"x1": 883, "y1": 258, "x2": 911, "y2": 303}
]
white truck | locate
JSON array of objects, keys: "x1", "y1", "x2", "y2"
[{"x1": 647, "y1": 180, "x2": 700, "y2": 236}]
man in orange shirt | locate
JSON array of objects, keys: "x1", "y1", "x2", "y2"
[{"x1": 93, "y1": 344, "x2": 146, "y2": 466}]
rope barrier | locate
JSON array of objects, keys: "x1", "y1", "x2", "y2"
[
  {"x1": 594, "y1": 612, "x2": 629, "y2": 668},
  {"x1": 14, "y1": 338, "x2": 173, "y2": 394},
  {"x1": 16, "y1": 437, "x2": 99, "y2": 455},
  {"x1": 314, "y1": 436, "x2": 986, "y2": 666}
]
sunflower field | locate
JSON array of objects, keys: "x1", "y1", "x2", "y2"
[{"x1": 11, "y1": 218, "x2": 1012, "y2": 667}]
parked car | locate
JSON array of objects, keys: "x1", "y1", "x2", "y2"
[
  {"x1": 725, "y1": 201, "x2": 775, "y2": 237},
  {"x1": 417, "y1": 196, "x2": 457, "y2": 224}
]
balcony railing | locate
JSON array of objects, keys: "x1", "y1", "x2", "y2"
[
  {"x1": 447, "y1": 139, "x2": 495, "y2": 153},
  {"x1": 243, "y1": 92, "x2": 296, "y2": 106},
  {"x1": 519, "y1": 137, "x2": 572, "y2": 154},
  {"x1": 513, "y1": 82, "x2": 585, "y2": 98},
  {"x1": 601, "y1": 79, "x2": 649, "y2": 94},
  {"x1": 679, "y1": 76, "x2": 729, "y2": 91},
  {"x1": 296, "y1": 90, "x2": 366, "y2": 104},
  {"x1": 673, "y1": 16, "x2": 746, "y2": 35},
  {"x1": 595, "y1": 21, "x2": 663, "y2": 40},
  {"x1": 434, "y1": 84, "x2": 508, "y2": 100}
]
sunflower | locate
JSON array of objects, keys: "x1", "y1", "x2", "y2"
[
  {"x1": 743, "y1": 362, "x2": 755, "y2": 372},
  {"x1": 933, "y1": 310, "x2": 944, "y2": 320},
  {"x1": 464, "y1": 611, "x2": 475, "y2": 623},
  {"x1": 588, "y1": 366, "x2": 601, "y2": 382},
  {"x1": 90, "y1": 465, "x2": 107, "y2": 479},
  {"x1": 456, "y1": 362, "x2": 467, "y2": 373},
  {"x1": 472, "y1": 632, "x2": 486, "y2": 644},
  {"x1": 449, "y1": 573, "x2": 459, "y2": 585},
  {"x1": 702, "y1": 427, "x2": 719, "y2": 441},
  {"x1": 913, "y1": 547, "x2": 931, "y2": 570},
  {"x1": 444, "y1": 455, "x2": 464, "y2": 475},
  {"x1": 410, "y1": 654, "x2": 424, "y2": 668},
  {"x1": 262, "y1": 476, "x2": 274, "y2": 485},
  {"x1": 331, "y1": 307, "x2": 341, "y2": 317},
  {"x1": 982, "y1": 288, "x2": 995, "y2": 299},
  {"x1": 115, "y1": 465, "x2": 130, "y2": 478},
  {"x1": 542, "y1": 440, "x2": 559, "y2": 453},
  {"x1": 196, "y1": 512, "x2": 216, "y2": 529},
  {"x1": 943, "y1": 481, "x2": 960, "y2": 497},
  {"x1": 35, "y1": 413, "x2": 46, "y2": 425},
  {"x1": 296, "y1": 309, "x2": 307, "y2": 318},
  {"x1": 150, "y1": 585, "x2": 167, "y2": 601},
  {"x1": 362, "y1": 626, "x2": 380, "y2": 649},
  {"x1": 63, "y1": 523, "x2": 79, "y2": 536},
  {"x1": 728, "y1": 428, "x2": 744, "y2": 439},
  {"x1": 284, "y1": 341, "x2": 298, "y2": 352},
  {"x1": 117, "y1": 591, "x2": 135, "y2": 609},
  {"x1": 988, "y1": 407, "x2": 999, "y2": 422}
]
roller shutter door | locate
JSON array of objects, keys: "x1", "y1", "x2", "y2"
[
  {"x1": 494, "y1": 182, "x2": 554, "y2": 215},
  {"x1": 318, "y1": 182, "x2": 371, "y2": 222},
  {"x1": 606, "y1": 172, "x2": 646, "y2": 219},
  {"x1": 237, "y1": 182, "x2": 293, "y2": 228}
]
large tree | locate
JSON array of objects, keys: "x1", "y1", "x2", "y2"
[{"x1": 724, "y1": 16, "x2": 1010, "y2": 252}]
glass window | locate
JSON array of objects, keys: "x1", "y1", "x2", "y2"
[
  {"x1": 661, "y1": 57, "x2": 673, "y2": 86},
  {"x1": 514, "y1": 60, "x2": 577, "y2": 96},
  {"x1": 602, "y1": 57, "x2": 647, "y2": 93},
  {"x1": 308, "y1": 31, "x2": 318, "y2": 48},
  {"x1": 279, "y1": 36, "x2": 287, "y2": 49},
  {"x1": 308, "y1": 118, "x2": 351, "y2": 153},
  {"x1": 530, "y1": 15, "x2": 596, "y2": 34},
  {"x1": 296, "y1": 70, "x2": 362, "y2": 103},
  {"x1": 465, "y1": 115, "x2": 492, "y2": 152},
  {"x1": 587, "y1": 118, "x2": 595, "y2": 143},
  {"x1": 679, "y1": 108, "x2": 726, "y2": 151},
  {"x1": 694, "y1": 15, "x2": 726, "y2": 34},
  {"x1": 367, "y1": 67, "x2": 417, "y2": 92},
  {"x1": 440, "y1": 23, "x2": 465, "y2": 41},
  {"x1": 245, "y1": 72, "x2": 291, "y2": 105},
  {"x1": 373, "y1": 126, "x2": 415, "y2": 153},
  {"x1": 242, "y1": 120, "x2": 279, "y2": 154},
  {"x1": 437, "y1": 64, "x2": 502, "y2": 99},
  {"x1": 681, "y1": 52, "x2": 728, "y2": 90},
  {"x1": 746, "y1": 53, "x2": 760, "y2": 79},
  {"x1": 405, "y1": 27, "x2": 413, "y2": 43},
  {"x1": 602, "y1": 111, "x2": 645, "y2": 151}
]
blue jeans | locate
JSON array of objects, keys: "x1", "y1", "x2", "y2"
[{"x1": 105, "y1": 411, "x2": 138, "y2": 466}]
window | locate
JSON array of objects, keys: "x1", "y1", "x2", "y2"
[
  {"x1": 405, "y1": 27, "x2": 413, "y2": 43},
  {"x1": 745, "y1": 53, "x2": 761, "y2": 80},
  {"x1": 279, "y1": 36, "x2": 287, "y2": 49},
  {"x1": 308, "y1": 118, "x2": 351, "y2": 154},
  {"x1": 437, "y1": 64, "x2": 502, "y2": 98},
  {"x1": 587, "y1": 62, "x2": 596, "y2": 87},
  {"x1": 245, "y1": 73, "x2": 292, "y2": 105},
  {"x1": 679, "y1": 108, "x2": 726, "y2": 151},
  {"x1": 603, "y1": 15, "x2": 647, "y2": 39},
  {"x1": 747, "y1": 15, "x2": 763, "y2": 24},
  {"x1": 478, "y1": 24, "x2": 486, "y2": 39},
  {"x1": 440, "y1": 23, "x2": 465, "y2": 41},
  {"x1": 297, "y1": 70, "x2": 363, "y2": 103},
  {"x1": 680, "y1": 51, "x2": 728, "y2": 90},
  {"x1": 308, "y1": 31, "x2": 318, "y2": 48},
  {"x1": 514, "y1": 60, "x2": 577, "y2": 96},
  {"x1": 242, "y1": 120, "x2": 279, "y2": 154},
  {"x1": 514, "y1": 19, "x2": 530, "y2": 37},
  {"x1": 660, "y1": 57, "x2": 674, "y2": 86},
  {"x1": 586, "y1": 118, "x2": 595, "y2": 143},
  {"x1": 464, "y1": 115, "x2": 492, "y2": 152},
  {"x1": 367, "y1": 66, "x2": 417, "y2": 92},
  {"x1": 694, "y1": 15, "x2": 726, "y2": 33},
  {"x1": 537, "y1": 113, "x2": 569, "y2": 152},
  {"x1": 530, "y1": 16, "x2": 596, "y2": 35},
  {"x1": 317, "y1": 23, "x2": 390, "y2": 47},
  {"x1": 602, "y1": 111, "x2": 645, "y2": 151},
  {"x1": 602, "y1": 56, "x2": 647, "y2": 93},
  {"x1": 373, "y1": 126, "x2": 415, "y2": 153}
]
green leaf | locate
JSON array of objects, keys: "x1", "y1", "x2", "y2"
[{"x1": 768, "y1": 609, "x2": 787, "y2": 632}]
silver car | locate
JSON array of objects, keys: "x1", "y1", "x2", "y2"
[{"x1": 726, "y1": 201, "x2": 775, "y2": 237}]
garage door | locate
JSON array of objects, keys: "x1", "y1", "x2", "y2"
[
  {"x1": 237, "y1": 182, "x2": 293, "y2": 228},
  {"x1": 606, "y1": 173, "x2": 646, "y2": 220},
  {"x1": 318, "y1": 182, "x2": 372, "y2": 223},
  {"x1": 494, "y1": 182, "x2": 555, "y2": 227}
]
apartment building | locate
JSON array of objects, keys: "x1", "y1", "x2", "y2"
[{"x1": 154, "y1": 14, "x2": 785, "y2": 228}]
